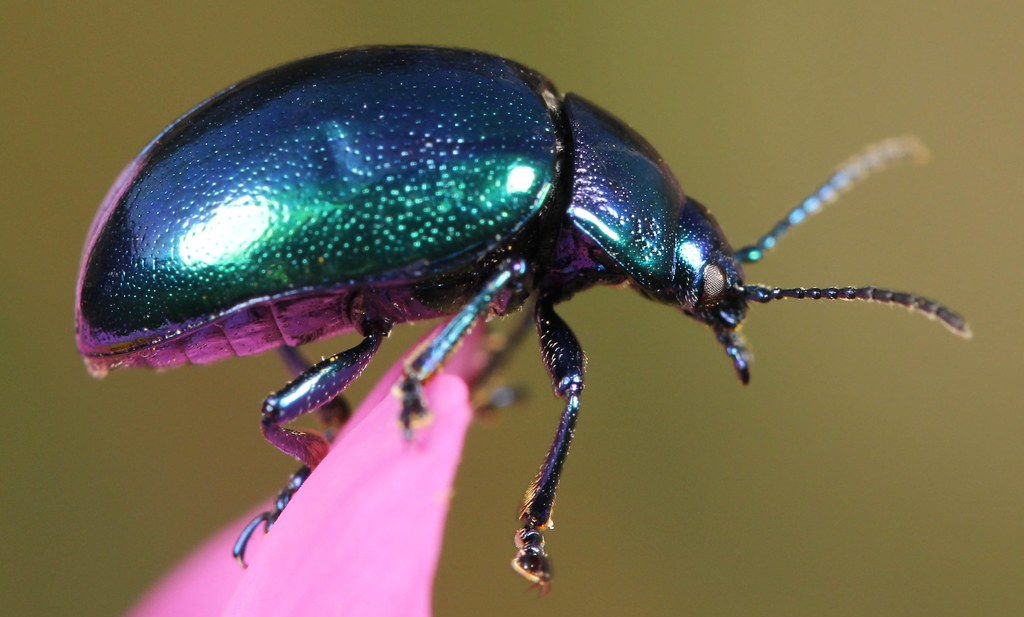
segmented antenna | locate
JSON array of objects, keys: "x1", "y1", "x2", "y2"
[
  {"x1": 743, "y1": 284, "x2": 971, "y2": 338},
  {"x1": 736, "y1": 137, "x2": 930, "y2": 264}
]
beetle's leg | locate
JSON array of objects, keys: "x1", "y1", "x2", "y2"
[
  {"x1": 397, "y1": 259, "x2": 529, "y2": 432},
  {"x1": 261, "y1": 331, "x2": 387, "y2": 468},
  {"x1": 278, "y1": 346, "x2": 353, "y2": 434},
  {"x1": 512, "y1": 299, "x2": 585, "y2": 590},
  {"x1": 471, "y1": 304, "x2": 535, "y2": 416},
  {"x1": 233, "y1": 335, "x2": 386, "y2": 567},
  {"x1": 233, "y1": 465, "x2": 310, "y2": 566},
  {"x1": 232, "y1": 347, "x2": 353, "y2": 557}
]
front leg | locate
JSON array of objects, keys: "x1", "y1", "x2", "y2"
[
  {"x1": 512, "y1": 298, "x2": 585, "y2": 590},
  {"x1": 397, "y1": 259, "x2": 528, "y2": 433}
]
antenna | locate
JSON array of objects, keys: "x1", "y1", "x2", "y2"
[
  {"x1": 743, "y1": 284, "x2": 971, "y2": 338},
  {"x1": 736, "y1": 137, "x2": 929, "y2": 264}
]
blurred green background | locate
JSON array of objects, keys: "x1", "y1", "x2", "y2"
[{"x1": 2, "y1": 2, "x2": 1021, "y2": 616}]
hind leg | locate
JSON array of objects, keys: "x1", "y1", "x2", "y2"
[
  {"x1": 260, "y1": 332, "x2": 386, "y2": 466},
  {"x1": 277, "y1": 346, "x2": 353, "y2": 435},
  {"x1": 233, "y1": 331, "x2": 387, "y2": 565}
]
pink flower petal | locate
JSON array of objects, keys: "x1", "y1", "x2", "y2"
[
  {"x1": 125, "y1": 326, "x2": 486, "y2": 617},
  {"x1": 122, "y1": 521, "x2": 248, "y2": 617}
]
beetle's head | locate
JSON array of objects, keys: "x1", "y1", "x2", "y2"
[
  {"x1": 674, "y1": 247, "x2": 752, "y2": 384},
  {"x1": 667, "y1": 197, "x2": 752, "y2": 384},
  {"x1": 680, "y1": 256, "x2": 746, "y2": 328},
  {"x1": 661, "y1": 139, "x2": 971, "y2": 386}
]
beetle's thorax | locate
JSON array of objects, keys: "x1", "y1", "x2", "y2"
[{"x1": 548, "y1": 93, "x2": 746, "y2": 327}]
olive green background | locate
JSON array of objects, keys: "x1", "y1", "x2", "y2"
[{"x1": 2, "y1": 2, "x2": 1021, "y2": 616}]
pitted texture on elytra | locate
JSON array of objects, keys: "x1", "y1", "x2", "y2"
[{"x1": 77, "y1": 48, "x2": 557, "y2": 354}]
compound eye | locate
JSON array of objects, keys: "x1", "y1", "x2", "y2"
[{"x1": 701, "y1": 263, "x2": 726, "y2": 306}]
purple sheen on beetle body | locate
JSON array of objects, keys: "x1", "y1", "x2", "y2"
[
  {"x1": 123, "y1": 325, "x2": 484, "y2": 617},
  {"x1": 78, "y1": 286, "x2": 458, "y2": 376}
]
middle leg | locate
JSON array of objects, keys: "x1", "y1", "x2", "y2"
[
  {"x1": 397, "y1": 259, "x2": 529, "y2": 432},
  {"x1": 470, "y1": 304, "x2": 536, "y2": 415}
]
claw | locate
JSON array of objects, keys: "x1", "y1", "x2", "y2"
[
  {"x1": 232, "y1": 465, "x2": 312, "y2": 567},
  {"x1": 233, "y1": 511, "x2": 272, "y2": 567},
  {"x1": 396, "y1": 378, "x2": 432, "y2": 436},
  {"x1": 512, "y1": 526, "x2": 552, "y2": 593}
]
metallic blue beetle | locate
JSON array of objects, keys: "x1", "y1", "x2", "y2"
[{"x1": 76, "y1": 46, "x2": 968, "y2": 587}]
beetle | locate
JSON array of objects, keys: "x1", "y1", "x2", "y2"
[{"x1": 76, "y1": 45, "x2": 969, "y2": 588}]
